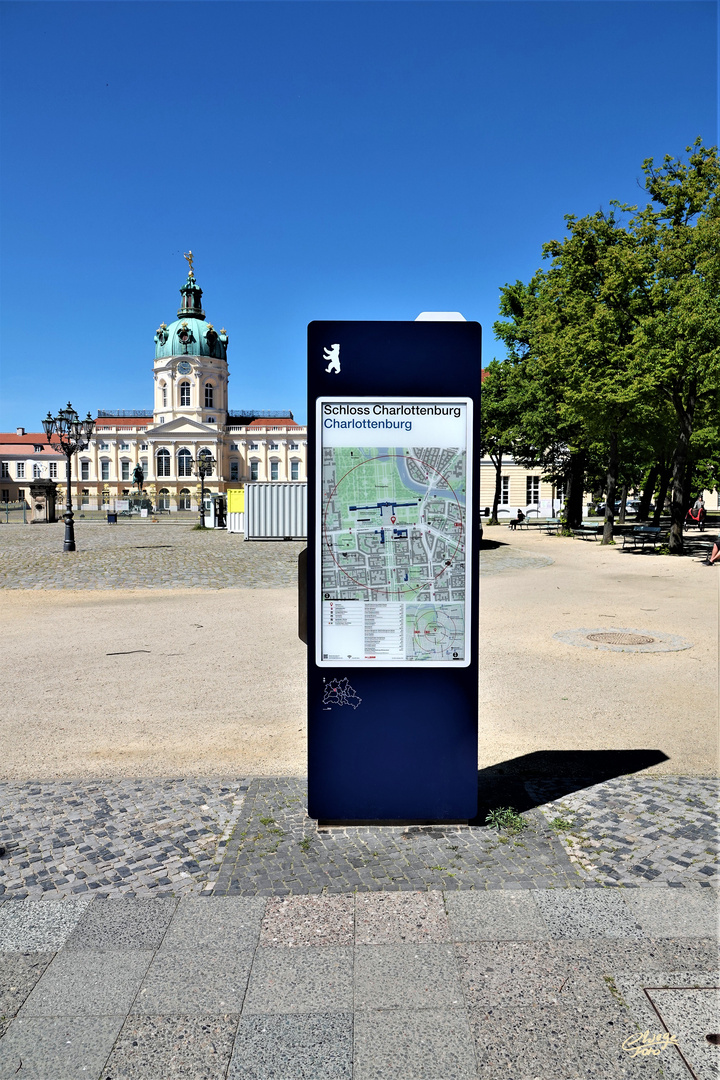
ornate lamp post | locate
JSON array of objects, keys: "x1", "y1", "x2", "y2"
[
  {"x1": 43, "y1": 403, "x2": 95, "y2": 552},
  {"x1": 193, "y1": 449, "x2": 216, "y2": 528}
]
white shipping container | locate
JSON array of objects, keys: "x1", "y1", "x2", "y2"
[{"x1": 245, "y1": 483, "x2": 307, "y2": 540}]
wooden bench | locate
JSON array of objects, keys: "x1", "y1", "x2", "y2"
[
  {"x1": 622, "y1": 525, "x2": 663, "y2": 550},
  {"x1": 545, "y1": 518, "x2": 562, "y2": 534}
]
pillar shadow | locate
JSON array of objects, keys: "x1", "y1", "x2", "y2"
[{"x1": 471, "y1": 748, "x2": 670, "y2": 823}]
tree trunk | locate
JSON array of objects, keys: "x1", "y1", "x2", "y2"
[
  {"x1": 490, "y1": 451, "x2": 503, "y2": 525},
  {"x1": 618, "y1": 483, "x2": 628, "y2": 524},
  {"x1": 668, "y1": 386, "x2": 696, "y2": 555},
  {"x1": 565, "y1": 450, "x2": 586, "y2": 530},
  {"x1": 682, "y1": 458, "x2": 694, "y2": 514},
  {"x1": 652, "y1": 462, "x2": 671, "y2": 526},
  {"x1": 602, "y1": 431, "x2": 619, "y2": 544},
  {"x1": 638, "y1": 465, "x2": 658, "y2": 522}
]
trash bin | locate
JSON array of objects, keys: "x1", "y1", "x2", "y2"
[{"x1": 107, "y1": 512, "x2": 118, "y2": 524}]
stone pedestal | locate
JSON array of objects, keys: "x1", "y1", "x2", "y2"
[{"x1": 29, "y1": 479, "x2": 57, "y2": 523}]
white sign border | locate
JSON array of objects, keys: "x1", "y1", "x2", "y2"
[{"x1": 315, "y1": 395, "x2": 473, "y2": 668}]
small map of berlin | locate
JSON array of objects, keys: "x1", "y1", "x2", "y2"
[{"x1": 322, "y1": 678, "x2": 362, "y2": 709}]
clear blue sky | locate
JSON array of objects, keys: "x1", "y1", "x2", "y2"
[{"x1": 0, "y1": 1, "x2": 716, "y2": 429}]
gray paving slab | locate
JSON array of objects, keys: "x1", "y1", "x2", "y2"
[
  {"x1": 0, "y1": 898, "x2": 90, "y2": 951},
  {"x1": 354, "y1": 890, "x2": 449, "y2": 943},
  {"x1": 260, "y1": 895, "x2": 354, "y2": 947},
  {"x1": 646, "y1": 987, "x2": 720, "y2": 1080},
  {"x1": 622, "y1": 885, "x2": 719, "y2": 937},
  {"x1": 444, "y1": 889, "x2": 551, "y2": 940},
  {"x1": 160, "y1": 896, "x2": 265, "y2": 952},
  {"x1": 102, "y1": 1014, "x2": 239, "y2": 1079},
  {"x1": 19, "y1": 947, "x2": 153, "y2": 1017},
  {"x1": 0, "y1": 1015, "x2": 125, "y2": 1080},
  {"x1": 131, "y1": 947, "x2": 255, "y2": 1015},
  {"x1": 532, "y1": 887, "x2": 645, "y2": 938},
  {"x1": 469, "y1": 1002, "x2": 665, "y2": 1079},
  {"x1": 656, "y1": 937, "x2": 720, "y2": 970},
  {"x1": 64, "y1": 896, "x2": 177, "y2": 949},
  {"x1": 353, "y1": 1007, "x2": 477, "y2": 1080},
  {"x1": 354, "y1": 943, "x2": 464, "y2": 1010},
  {"x1": 0, "y1": 952, "x2": 55, "y2": 1021},
  {"x1": 229, "y1": 1012, "x2": 353, "y2": 1079},
  {"x1": 242, "y1": 946, "x2": 353, "y2": 1014}
]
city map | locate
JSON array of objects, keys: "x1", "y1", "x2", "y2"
[{"x1": 321, "y1": 447, "x2": 467, "y2": 663}]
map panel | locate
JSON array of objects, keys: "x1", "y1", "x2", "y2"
[{"x1": 320, "y1": 443, "x2": 469, "y2": 665}]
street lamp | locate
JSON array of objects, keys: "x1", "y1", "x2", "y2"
[
  {"x1": 193, "y1": 449, "x2": 216, "y2": 528},
  {"x1": 43, "y1": 403, "x2": 95, "y2": 552}
]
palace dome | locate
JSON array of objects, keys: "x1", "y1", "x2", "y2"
[{"x1": 154, "y1": 271, "x2": 228, "y2": 361}]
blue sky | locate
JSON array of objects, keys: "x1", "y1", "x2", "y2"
[{"x1": 0, "y1": 0, "x2": 716, "y2": 429}]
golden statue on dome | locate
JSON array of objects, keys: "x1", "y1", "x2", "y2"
[{"x1": 183, "y1": 250, "x2": 195, "y2": 277}]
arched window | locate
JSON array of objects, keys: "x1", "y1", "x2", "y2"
[
  {"x1": 156, "y1": 448, "x2": 170, "y2": 476},
  {"x1": 179, "y1": 488, "x2": 191, "y2": 510},
  {"x1": 160, "y1": 383, "x2": 167, "y2": 407},
  {"x1": 178, "y1": 448, "x2": 192, "y2": 477},
  {"x1": 158, "y1": 488, "x2": 170, "y2": 510},
  {"x1": 204, "y1": 384, "x2": 214, "y2": 408},
  {"x1": 180, "y1": 381, "x2": 191, "y2": 407}
]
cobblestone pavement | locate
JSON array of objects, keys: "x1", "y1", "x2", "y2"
[
  {"x1": 0, "y1": 525, "x2": 546, "y2": 589},
  {"x1": 0, "y1": 780, "x2": 249, "y2": 900},
  {"x1": 2, "y1": 775, "x2": 715, "y2": 900},
  {"x1": 0, "y1": 524, "x2": 306, "y2": 589},
  {"x1": 532, "y1": 775, "x2": 719, "y2": 887}
]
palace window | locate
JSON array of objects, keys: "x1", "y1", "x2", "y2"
[
  {"x1": 291, "y1": 460, "x2": 299, "y2": 481},
  {"x1": 179, "y1": 381, "x2": 191, "y2": 407},
  {"x1": 250, "y1": 460, "x2": 259, "y2": 481},
  {"x1": 16, "y1": 463, "x2": 25, "y2": 478},
  {"x1": 179, "y1": 488, "x2": 191, "y2": 510},
  {"x1": 140, "y1": 443, "x2": 148, "y2": 451},
  {"x1": 158, "y1": 488, "x2": 170, "y2": 510},
  {"x1": 289, "y1": 442, "x2": 299, "y2": 450},
  {"x1": 33, "y1": 464, "x2": 41, "y2": 478},
  {"x1": 249, "y1": 442, "x2": 258, "y2": 450},
  {"x1": 34, "y1": 445, "x2": 43, "y2": 453},
  {"x1": 526, "y1": 476, "x2": 540, "y2": 505},
  {"x1": 101, "y1": 460, "x2": 110, "y2": 481},
  {"x1": 161, "y1": 384, "x2": 167, "y2": 407},
  {"x1": 178, "y1": 449, "x2": 192, "y2": 477},
  {"x1": 98, "y1": 442, "x2": 109, "y2": 450},
  {"x1": 230, "y1": 461, "x2": 239, "y2": 481},
  {"x1": 1, "y1": 463, "x2": 8, "y2": 478},
  {"x1": 500, "y1": 476, "x2": 509, "y2": 505},
  {"x1": 269, "y1": 442, "x2": 279, "y2": 450},
  {"x1": 119, "y1": 442, "x2": 130, "y2": 450},
  {"x1": 49, "y1": 462, "x2": 57, "y2": 478},
  {"x1": 2, "y1": 489, "x2": 9, "y2": 503},
  {"x1": 81, "y1": 461, "x2": 90, "y2": 480},
  {"x1": 121, "y1": 460, "x2": 130, "y2": 481},
  {"x1": 140, "y1": 458, "x2": 148, "y2": 478},
  {"x1": 81, "y1": 489, "x2": 90, "y2": 506},
  {"x1": 204, "y1": 384, "x2": 214, "y2": 408},
  {"x1": 230, "y1": 443, "x2": 239, "y2": 451},
  {"x1": 270, "y1": 461, "x2": 279, "y2": 481},
  {"x1": 156, "y1": 448, "x2": 171, "y2": 476}
]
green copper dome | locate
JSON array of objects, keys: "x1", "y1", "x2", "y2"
[{"x1": 154, "y1": 272, "x2": 229, "y2": 360}]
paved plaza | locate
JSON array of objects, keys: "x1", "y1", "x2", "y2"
[{"x1": 0, "y1": 522, "x2": 717, "y2": 1077}]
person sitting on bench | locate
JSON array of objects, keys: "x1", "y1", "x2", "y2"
[{"x1": 510, "y1": 508, "x2": 525, "y2": 530}]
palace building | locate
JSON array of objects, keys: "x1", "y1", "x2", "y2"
[{"x1": 63, "y1": 260, "x2": 307, "y2": 512}]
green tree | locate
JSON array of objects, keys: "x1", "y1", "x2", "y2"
[{"x1": 632, "y1": 139, "x2": 720, "y2": 553}]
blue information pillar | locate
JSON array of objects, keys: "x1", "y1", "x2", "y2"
[{"x1": 307, "y1": 320, "x2": 481, "y2": 823}]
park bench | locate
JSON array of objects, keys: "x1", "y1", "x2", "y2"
[
  {"x1": 573, "y1": 521, "x2": 602, "y2": 540},
  {"x1": 515, "y1": 508, "x2": 542, "y2": 529},
  {"x1": 622, "y1": 525, "x2": 664, "y2": 550},
  {"x1": 545, "y1": 518, "x2": 561, "y2": 534}
]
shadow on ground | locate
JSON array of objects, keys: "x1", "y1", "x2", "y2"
[{"x1": 471, "y1": 748, "x2": 669, "y2": 823}]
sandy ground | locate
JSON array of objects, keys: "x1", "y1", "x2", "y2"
[{"x1": 1, "y1": 530, "x2": 717, "y2": 779}]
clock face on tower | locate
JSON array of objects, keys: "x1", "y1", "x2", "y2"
[{"x1": 177, "y1": 361, "x2": 192, "y2": 375}]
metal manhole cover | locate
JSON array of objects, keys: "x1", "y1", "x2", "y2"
[{"x1": 586, "y1": 632, "x2": 655, "y2": 646}]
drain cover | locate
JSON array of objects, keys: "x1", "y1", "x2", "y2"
[{"x1": 587, "y1": 632, "x2": 655, "y2": 645}]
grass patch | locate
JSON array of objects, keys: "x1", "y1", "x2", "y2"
[
  {"x1": 550, "y1": 816, "x2": 575, "y2": 831},
  {"x1": 298, "y1": 837, "x2": 312, "y2": 853},
  {"x1": 259, "y1": 815, "x2": 275, "y2": 826},
  {"x1": 485, "y1": 806, "x2": 528, "y2": 834}
]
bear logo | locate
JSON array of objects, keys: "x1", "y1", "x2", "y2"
[{"x1": 323, "y1": 344, "x2": 341, "y2": 374}]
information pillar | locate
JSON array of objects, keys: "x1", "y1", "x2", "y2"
[{"x1": 307, "y1": 320, "x2": 481, "y2": 822}]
